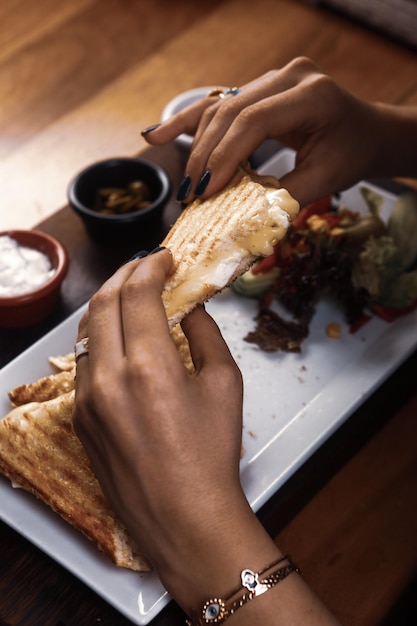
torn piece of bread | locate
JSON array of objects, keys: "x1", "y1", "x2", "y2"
[
  {"x1": 9, "y1": 353, "x2": 76, "y2": 407},
  {"x1": 170, "y1": 323, "x2": 194, "y2": 373},
  {"x1": 48, "y1": 352, "x2": 76, "y2": 371},
  {"x1": 0, "y1": 390, "x2": 150, "y2": 571},
  {"x1": 8, "y1": 369, "x2": 76, "y2": 407},
  {"x1": 161, "y1": 167, "x2": 299, "y2": 328}
]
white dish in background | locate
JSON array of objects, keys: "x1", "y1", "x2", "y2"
[
  {"x1": 1, "y1": 149, "x2": 416, "y2": 624},
  {"x1": 161, "y1": 86, "x2": 221, "y2": 150}
]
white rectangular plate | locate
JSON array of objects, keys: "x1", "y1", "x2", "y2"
[{"x1": 1, "y1": 149, "x2": 416, "y2": 624}]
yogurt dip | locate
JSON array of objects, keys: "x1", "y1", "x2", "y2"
[{"x1": 0, "y1": 235, "x2": 55, "y2": 297}]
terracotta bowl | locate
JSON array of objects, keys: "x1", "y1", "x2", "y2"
[{"x1": 0, "y1": 229, "x2": 69, "y2": 328}]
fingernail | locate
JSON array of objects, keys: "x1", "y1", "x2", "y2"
[
  {"x1": 194, "y1": 170, "x2": 211, "y2": 196},
  {"x1": 141, "y1": 124, "x2": 160, "y2": 136},
  {"x1": 176, "y1": 174, "x2": 192, "y2": 202},
  {"x1": 149, "y1": 246, "x2": 166, "y2": 255},
  {"x1": 123, "y1": 250, "x2": 149, "y2": 264}
]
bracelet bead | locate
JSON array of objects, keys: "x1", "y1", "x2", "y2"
[{"x1": 186, "y1": 556, "x2": 299, "y2": 626}]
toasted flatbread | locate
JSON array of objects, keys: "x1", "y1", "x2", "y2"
[
  {"x1": 8, "y1": 369, "x2": 75, "y2": 407},
  {"x1": 161, "y1": 167, "x2": 299, "y2": 327},
  {"x1": 48, "y1": 352, "x2": 76, "y2": 371},
  {"x1": 170, "y1": 323, "x2": 194, "y2": 372},
  {"x1": 0, "y1": 390, "x2": 150, "y2": 571},
  {"x1": 9, "y1": 353, "x2": 76, "y2": 407}
]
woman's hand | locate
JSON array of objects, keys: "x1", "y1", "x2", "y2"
[
  {"x1": 142, "y1": 56, "x2": 410, "y2": 208},
  {"x1": 72, "y1": 250, "x2": 340, "y2": 624},
  {"x1": 72, "y1": 250, "x2": 265, "y2": 610}
]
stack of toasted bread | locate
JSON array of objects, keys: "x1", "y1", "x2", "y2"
[{"x1": 0, "y1": 355, "x2": 150, "y2": 571}]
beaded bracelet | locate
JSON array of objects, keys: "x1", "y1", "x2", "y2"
[{"x1": 186, "y1": 555, "x2": 299, "y2": 626}]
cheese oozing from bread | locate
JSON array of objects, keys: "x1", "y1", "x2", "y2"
[{"x1": 161, "y1": 169, "x2": 299, "y2": 327}]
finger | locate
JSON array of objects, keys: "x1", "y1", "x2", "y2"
[
  {"x1": 185, "y1": 92, "x2": 294, "y2": 199},
  {"x1": 182, "y1": 59, "x2": 325, "y2": 200},
  {"x1": 73, "y1": 251, "x2": 175, "y2": 445},
  {"x1": 141, "y1": 95, "x2": 220, "y2": 145},
  {"x1": 74, "y1": 262, "x2": 139, "y2": 388},
  {"x1": 279, "y1": 148, "x2": 356, "y2": 210},
  {"x1": 181, "y1": 305, "x2": 237, "y2": 373},
  {"x1": 120, "y1": 249, "x2": 182, "y2": 370},
  {"x1": 142, "y1": 70, "x2": 287, "y2": 150},
  {"x1": 190, "y1": 69, "x2": 290, "y2": 148},
  {"x1": 190, "y1": 62, "x2": 319, "y2": 148},
  {"x1": 181, "y1": 307, "x2": 244, "y2": 459},
  {"x1": 188, "y1": 75, "x2": 332, "y2": 203},
  {"x1": 279, "y1": 158, "x2": 331, "y2": 209},
  {"x1": 78, "y1": 260, "x2": 146, "y2": 374},
  {"x1": 185, "y1": 78, "x2": 286, "y2": 191}
]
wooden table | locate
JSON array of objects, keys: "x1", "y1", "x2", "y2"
[{"x1": 1, "y1": 2, "x2": 417, "y2": 624}]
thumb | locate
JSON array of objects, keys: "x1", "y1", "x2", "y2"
[{"x1": 279, "y1": 163, "x2": 331, "y2": 209}]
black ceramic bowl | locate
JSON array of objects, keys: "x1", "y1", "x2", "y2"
[{"x1": 67, "y1": 157, "x2": 172, "y2": 245}]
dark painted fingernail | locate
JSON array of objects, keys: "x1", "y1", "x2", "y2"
[
  {"x1": 194, "y1": 170, "x2": 211, "y2": 196},
  {"x1": 123, "y1": 250, "x2": 149, "y2": 264},
  {"x1": 149, "y1": 246, "x2": 166, "y2": 255},
  {"x1": 176, "y1": 174, "x2": 192, "y2": 202},
  {"x1": 141, "y1": 124, "x2": 160, "y2": 136}
]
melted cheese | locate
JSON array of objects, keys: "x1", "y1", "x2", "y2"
[
  {"x1": 240, "y1": 187, "x2": 299, "y2": 256},
  {"x1": 164, "y1": 186, "x2": 299, "y2": 321}
]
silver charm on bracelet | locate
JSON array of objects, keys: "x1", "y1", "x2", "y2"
[
  {"x1": 187, "y1": 557, "x2": 299, "y2": 625},
  {"x1": 241, "y1": 569, "x2": 269, "y2": 596}
]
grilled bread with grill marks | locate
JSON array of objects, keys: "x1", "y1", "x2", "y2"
[
  {"x1": 8, "y1": 369, "x2": 75, "y2": 407},
  {"x1": 161, "y1": 167, "x2": 299, "y2": 328},
  {"x1": 0, "y1": 390, "x2": 150, "y2": 571}
]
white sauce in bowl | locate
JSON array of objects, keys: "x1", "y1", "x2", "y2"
[{"x1": 0, "y1": 235, "x2": 55, "y2": 297}]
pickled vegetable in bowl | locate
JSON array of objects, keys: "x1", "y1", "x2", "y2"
[
  {"x1": 94, "y1": 180, "x2": 153, "y2": 215},
  {"x1": 67, "y1": 157, "x2": 172, "y2": 246}
]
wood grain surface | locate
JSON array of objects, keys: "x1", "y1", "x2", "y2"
[
  {"x1": 1, "y1": 0, "x2": 417, "y2": 231},
  {"x1": 0, "y1": 1, "x2": 416, "y2": 625}
]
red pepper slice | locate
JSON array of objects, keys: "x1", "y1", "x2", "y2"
[
  {"x1": 293, "y1": 196, "x2": 332, "y2": 230},
  {"x1": 252, "y1": 244, "x2": 280, "y2": 274},
  {"x1": 261, "y1": 292, "x2": 273, "y2": 307},
  {"x1": 371, "y1": 300, "x2": 417, "y2": 322},
  {"x1": 349, "y1": 314, "x2": 372, "y2": 334}
]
